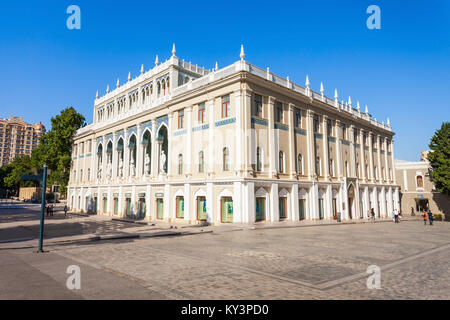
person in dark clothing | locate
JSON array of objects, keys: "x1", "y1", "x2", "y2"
[
  {"x1": 411, "y1": 207, "x2": 415, "y2": 216},
  {"x1": 46, "y1": 204, "x2": 50, "y2": 216},
  {"x1": 64, "y1": 205, "x2": 68, "y2": 217},
  {"x1": 371, "y1": 208, "x2": 375, "y2": 220},
  {"x1": 428, "y1": 210, "x2": 434, "y2": 226},
  {"x1": 50, "y1": 204, "x2": 54, "y2": 216}
]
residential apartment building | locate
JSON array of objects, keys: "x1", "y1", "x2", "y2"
[
  {"x1": 68, "y1": 45, "x2": 399, "y2": 224},
  {"x1": 0, "y1": 115, "x2": 45, "y2": 166}
]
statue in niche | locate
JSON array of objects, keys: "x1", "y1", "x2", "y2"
[
  {"x1": 145, "y1": 153, "x2": 151, "y2": 175},
  {"x1": 130, "y1": 157, "x2": 136, "y2": 176},
  {"x1": 106, "y1": 162, "x2": 112, "y2": 179},
  {"x1": 159, "y1": 150, "x2": 166, "y2": 174},
  {"x1": 118, "y1": 157, "x2": 123, "y2": 178}
]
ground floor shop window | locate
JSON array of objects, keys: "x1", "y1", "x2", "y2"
[
  {"x1": 103, "y1": 197, "x2": 107, "y2": 214},
  {"x1": 279, "y1": 197, "x2": 287, "y2": 219},
  {"x1": 221, "y1": 197, "x2": 233, "y2": 223},
  {"x1": 156, "y1": 198, "x2": 164, "y2": 219},
  {"x1": 176, "y1": 196, "x2": 184, "y2": 218},
  {"x1": 125, "y1": 198, "x2": 131, "y2": 216},
  {"x1": 255, "y1": 197, "x2": 266, "y2": 221},
  {"x1": 299, "y1": 199, "x2": 306, "y2": 220},
  {"x1": 197, "y1": 196, "x2": 206, "y2": 221},
  {"x1": 113, "y1": 197, "x2": 118, "y2": 215},
  {"x1": 318, "y1": 199, "x2": 324, "y2": 219},
  {"x1": 138, "y1": 198, "x2": 146, "y2": 219},
  {"x1": 415, "y1": 198, "x2": 429, "y2": 212}
]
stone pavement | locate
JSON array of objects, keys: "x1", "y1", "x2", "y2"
[{"x1": 36, "y1": 220, "x2": 450, "y2": 300}]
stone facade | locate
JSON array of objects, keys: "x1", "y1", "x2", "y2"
[
  {"x1": 68, "y1": 47, "x2": 399, "y2": 224},
  {"x1": 395, "y1": 156, "x2": 450, "y2": 219}
]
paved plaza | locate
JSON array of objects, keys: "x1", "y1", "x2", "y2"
[{"x1": 1, "y1": 204, "x2": 449, "y2": 300}]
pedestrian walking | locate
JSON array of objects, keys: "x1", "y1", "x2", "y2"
[
  {"x1": 422, "y1": 210, "x2": 428, "y2": 225},
  {"x1": 411, "y1": 207, "x2": 415, "y2": 216},
  {"x1": 64, "y1": 205, "x2": 68, "y2": 217},
  {"x1": 394, "y1": 209, "x2": 399, "y2": 223},
  {"x1": 428, "y1": 210, "x2": 434, "y2": 226},
  {"x1": 46, "y1": 204, "x2": 50, "y2": 216},
  {"x1": 371, "y1": 208, "x2": 375, "y2": 220},
  {"x1": 50, "y1": 204, "x2": 54, "y2": 216}
]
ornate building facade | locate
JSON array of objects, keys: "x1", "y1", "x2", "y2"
[{"x1": 68, "y1": 45, "x2": 399, "y2": 224}]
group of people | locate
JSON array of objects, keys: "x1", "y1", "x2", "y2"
[
  {"x1": 392, "y1": 209, "x2": 402, "y2": 223},
  {"x1": 45, "y1": 203, "x2": 68, "y2": 217},
  {"x1": 422, "y1": 208, "x2": 434, "y2": 225}
]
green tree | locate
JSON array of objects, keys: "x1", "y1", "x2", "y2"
[
  {"x1": 428, "y1": 122, "x2": 450, "y2": 195},
  {"x1": 2, "y1": 155, "x2": 37, "y2": 196},
  {"x1": 31, "y1": 107, "x2": 85, "y2": 196}
]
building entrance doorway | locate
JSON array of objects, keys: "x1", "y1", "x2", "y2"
[
  {"x1": 415, "y1": 198, "x2": 429, "y2": 212},
  {"x1": 348, "y1": 185, "x2": 355, "y2": 219},
  {"x1": 156, "y1": 198, "x2": 164, "y2": 219},
  {"x1": 255, "y1": 197, "x2": 266, "y2": 221}
]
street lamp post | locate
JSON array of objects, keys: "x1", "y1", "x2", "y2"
[{"x1": 37, "y1": 164, "x2": 47, "y2": 253}]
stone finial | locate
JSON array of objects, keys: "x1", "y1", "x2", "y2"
[
  {"x1": 365, "y1": 105, "x2": 369, "y2": 114},
  {"x1": 286, "y1": 76, "x2": 290, "y2": 88},
  {"x1": 155, "y1": 54, "x2": 159, "y2": 66},
  {"x1": 116, "y1": 78, "x2": 120, "y2": 88},
  {"x1": 334, "y1": 89, "x2": 338, "y2": 100},
  {"x1": 215, "y1": 61, "x2": 218, "y2": 71},
  {"x1": 140, "y1": 64, "x2": 144, "y2": 74},
  {"x1": 387, "y1": 118, "x2": 391, "y2": 126},
  {"x1": 320, "y1": 82, "x2": 324, "y2": 95},
  {"x1": 348, "y1": 96, "x2": 352, "y2": 107},
  {"x1": 305, "y1": 75, "x2": 310, "y2": 88},
  {"x1": 106, "y1": 84, "x2": 110, "y2": 93},
  {"x1": 357, "y1": 101, "x2": 360, "y2": 112},
  {"x1": 128, "y1": 72, "x2": 131, "y2": 81},
  {"x1": 240, "y1": 44, "x2": 245, "y2": 60},
  {"x1": 172, "y1": 43, "x2": 176, "y2": 56},
  {"x1": 96, "y1": 90, "x2": 99, "y2": 99}
]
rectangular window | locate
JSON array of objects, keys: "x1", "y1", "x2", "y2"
[
  {"x1": 279, "y1": 197, "x2": 287, "y2": 219},
  {"x1": 255, "y1": 197, "x2": 266, "y2": 221},
  {"x1": 178, "y1": 110, "x2": 184, "y2": 129},
  {"x1": 318, "y1": 199, "x2": 324, "y2": 219},
  {"x1": 198, "y1": 103, "x2": 206, "y2": 123},
  {"x1": 275, "y1": 101, "x2": 283, "y2": 123},
  {"x1": 254, "y1": 94, "x2": 263, "y2": 117},
  {"x1": 176, "y1": 196, "x2": 184, "y2": 218},
  {"x1": 114, "y1": 198, "x2": 118, "y2": 215},
  {"x1": 221, "y1": 197, "x2": 233, "y2": 223},
  {"x1": 156, "y1": 198, "x2": 164, "y2": 219},
  {"x1": 313, "y1": 115, "x2": 320, "y2": 133},
  {"x1": 221, "y1": 95, "x2": 230, "y2": 118},
  {"x1": 125, "y1": 198, "x2": 131, "y2": 216},
  {"x1": 341, "y1": 124, "x2": 347, "y2": 140},
  {"x1": 327, "y1": 119, "x2": 333, "y2": 137},
  {"x1": 197, "y1": 196, "x2": 207, "y2": 221},
  {"x1": 295, "y1": 109, "x2": 302, "y2": 128},
  {"x1": 299, "y1": 199, "x2": 306, "y2": 220},
  {"x1": 103, "y1": 197, "x2": 107, "y2": 214}
]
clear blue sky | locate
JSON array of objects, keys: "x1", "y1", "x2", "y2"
[{"x1": 0, "y1": 0, "x2": 449, "y2": 161}]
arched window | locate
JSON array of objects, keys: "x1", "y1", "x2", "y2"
[
  {"x1": 256, "y1": 147, "x2": 262, "y2": 171},
  {"x1": 279, "y1": 151, "x2": 284, "y2": 173},
  {"x1": 178, "y1": 154, "x2": 183, "y2": 174},
  {"x1": 416, "y1": 175, "x2": 423, "y2": 188},
  {"x1": 199, "y1": 151, "x2": 204, "y2": 173},
  {"x1": 223, "y1": 148, "x2": 230, "y2": 171},
  {"x1": 166, "y1": 77, "x2": 170, "y2": 93},
  {"x1": 297, "y1": 154, "x2": 303, "y2": 175},
  {"x1": 162, "y1": 79, "x2": 166, "y2": 96},
  {"x1": 157, "y1": 82, "x2": 161, "y2": 97}
]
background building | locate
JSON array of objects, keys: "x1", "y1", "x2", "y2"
[
  {"x1": 395, "y1": 151, "x2": 450, "y2": 218},
  {"x1": 68, "y1": 46, "x2": 399, "y2": 223},
  {"x1": 0, "y1": 115, "x2": 45, "y2": 166}
]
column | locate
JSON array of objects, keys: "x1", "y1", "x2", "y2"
[
  {"x1": 186, "y1": 106, "x2": 193, "y2": 176},
  {"x1": 234, "y1": 90, "x2": 242, "y2": 174},
  {"x1": 325, "y1": 184, "x2": 332, "y2": 219},
  {"x1": 310, "y1": 183, "x2": 319, "y2": 220},
  {"x1": 112, "y1": 133, "x2": 118, "y2": 180},
  {"x1": 360, "y1": 130, "x2": 366, "y2": 182},
  {"x1": 244, "y1": 182, "x2": 255, "y2": 223},
  {"x1": 291, "y1": 184, "x2": 299, "y2": 221},
  {"x1": 124, "y1": 130, "x2": 129, "y2": 179},
  {"x1": 268, "y1": 96, "x2": 277, "y2": 178},
  {"x1": 364, "y1": 186, "x2": 370, "y2": 217},
  {"x1": 207, "y1": 99, "x2": 215, "y2": 175},
  {"x1": 387, "y1": 187, "x2": 393, "y2": 217},
  {"x1": 270, "y1": 183, "x2": 279, "y2": 222},
  {"x1": 380, "y1": 187, "x2": 386, "y2": 217},
  {"x1": 288, "y1": 104, "x2": 296, "y2": 179},
  {"x1": 118, "y1": 186, "x2": 123, "y2": 217},
  {"x1": 206, "y1": 182, "x2": 214, "y2": 223},
  {"x1": 322, "y1": 115, "x2": 329, "y2": 181},
  {"x1": 102, "y1": 136, "x2": 107, "y2": 182},
  {"x1": 376, "y1": 135, "x2": 382, "y2": 183},
  {"x1": 243, "y1": 90, "x2": 253, "y2": 176},
  {"x1": 306, "y1": 110, "x2": 315, "y2": 179},
  {"x1": 167, "y1": 113, "x2": 174, "y2": 176},
  {"x1": 335, "y1": 120, "x2": 342, "y2": 180},
  {"x1": 368, "y1": 132, "x2": 375, "y2": 183},
  {"x1": 146, "y1": 184, "x2": 151, "y2": 221},
  {"x1": 391, "y1": 139, "x2": 397, "y2": 185},
  {"x1": 164, "y1": 184, "x2": 170, "y2": 220},
  {"x1": 394, "y1": 187, "x2": 400, "y2": 211},
  {"x1": 373, "y1": 187, "x2": 379, "y2": 217},
  {"x1": 184, "y1": 183, "x2": 191, "y2": 222},
  {"x1": 384, "y1": 138, "x2": 389, "y2": 183},
  {"x1": 136, "y1": 124, "x2": 143, "y2": 177},
  {"x1": 131, "y1": 185, "x2": 136, "y2": 215},
  {"x1": 107, "y1": 185, "x2": 111, "y2": 215},
  {"x1": 151, "y1": 119, "x2": 157, "y2": 177},
  {"x1": 349, "y1": 125, "x2": 357, "y2": 178}
]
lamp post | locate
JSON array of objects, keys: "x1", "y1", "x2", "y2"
[{"x1": 38, "y1": 164, "x2": 47, "y2": 253}]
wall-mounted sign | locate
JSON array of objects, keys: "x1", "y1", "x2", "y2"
[
  {"x1": 138, "y1": 193, "x2": 146, "y2": 198},
  {"x1": 155, "y1": 192, "x2": 164, "y2": 198}
]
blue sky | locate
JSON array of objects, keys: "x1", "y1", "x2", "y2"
[{"x1": 0, "y1": 0, "x2": 449, "y2": 161}]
